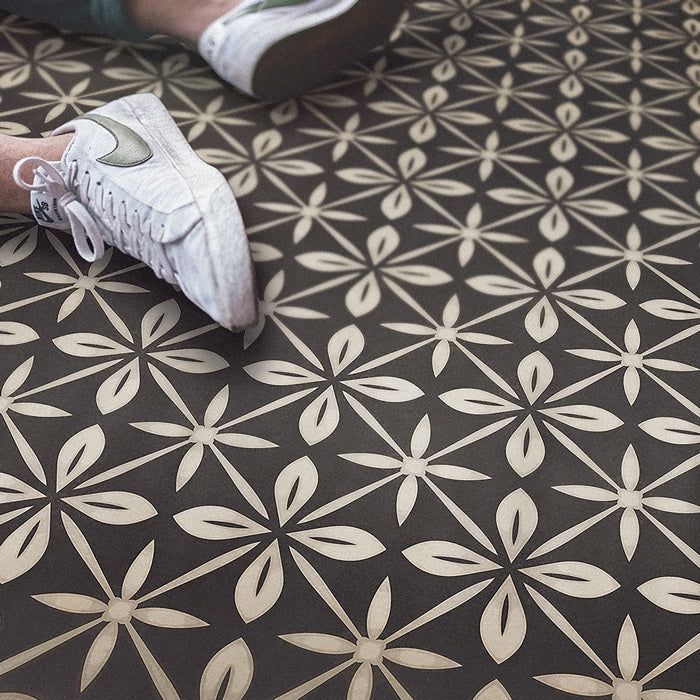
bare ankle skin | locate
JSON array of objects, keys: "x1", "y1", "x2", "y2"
[
  {"x1": 128, "y1": 0, "x2": 244, "y2": 43},
  {"x1": 0, "y1": 133, "x2": 73, "y2": 214}
]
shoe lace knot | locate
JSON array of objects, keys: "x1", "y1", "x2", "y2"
[
  {"x1": 13, "y1": 156, "x2": 175, "y2": 282},
  {"x1": 13, "y1": 156, "x2": 106, "y2": 263}
]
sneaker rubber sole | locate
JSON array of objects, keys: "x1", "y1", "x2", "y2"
[{"x1": 251, "y1": 0, "x2": 408, "y2": 101}]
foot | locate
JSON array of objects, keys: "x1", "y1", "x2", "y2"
[
  {"x1": 13, "y1": 93, "x2": 258, "y2": 331},
  {"x1": 198, "y1": 0, "x2": 409, "y2": 101}
]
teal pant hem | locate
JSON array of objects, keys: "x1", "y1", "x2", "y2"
[{"x1": 0, "y1": 0, "x2": 151, "y2": 41}]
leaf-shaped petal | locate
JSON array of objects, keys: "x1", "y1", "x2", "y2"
[
  {"x1": 64, "y1": 492, "x2": 157, "y2": 525},
  {"x1": 522, "y1": 561, "x2": 619, "y2": 598},
  {"x1": 366, "y1": 578, "x2": 391, "y2": 640},
  {"x1": 2, "y1": 357, "x2": 33, "y2": 397},
  {"x1": 275, "y1": 456, "x2": 318, "y2": 526},
  {"x1": 480, "y1": 577, "x2": 526, "y2": 663},
  {"x1": 279, "y1": 633, "x2": 355, "y2": 654},
  {"x1": 403, "y1": 540, "x2": 497, "y2": 576},
  {"x1": 0, "y1": 506, "x2": 51, "y2": 583},
  {"x1": 299, "y1": 387, "x2": 340, "y2": 445},
  {"x1": 535, "y1": 674, "x2": 612, "y2": 695},
  {"x1": 141, "y1": 300, "x2": 180, "y2": 347},
  {"x1": 235, "y1": 541, "x2": 284, "y2": 623},
  {"x1": 174, "y1": 506, "x2": 268, "y2": 540},
  {"x1": 637, "y1": 577, "x2": 700, "y2": 614},
  {"x1": 96, "y1": 358, "x2": 140, "y2": 415},
  {"x1": 244, "y1": 360, "x2": 322, "y2": 386},
  {"x1": 200, "y1": 638, "x2": 254, "y2": 700},
  {"x1": 639, "y1": 417, "x2": 700, "y2": 444},
  {"x1": 496, "y1": 489, "x2": 538, "y2": 561},
  {"x1": 525, "y1": 297, "x2": 559, "y2": 342},
  {"x1": 327, "y1": 325, "x2": 365, "y2": 375},
  {"x1": 289, "y1": 526, "x2": 384, "y2": 561},
  {"x1": 540, "y1": 405, "x2": 623, "y2": 432},
  {"x1": 343, "y1": 376, "x2": 423, "y2": 402},
  {"x1": 396, "y1": 475, "x2": 419, "y2": 526},
  {"x1": 518, "y1": 351, "x2": 554, "y2": 403},
  {"x1": 506, "y1": 417, "x2": 545, "y2": 477},
  {"x1": 132, "y1": 607, "x2": 207, "y2": 628},
  {"x1": 121, "y1": 540, "x2": 154, "y2": 600},
  {"x1": 56, "y1": 424, "x2": 105, "y2": 490},
  {"x1": 81, "y1": 622, "x2": 118, "y2": 691},
  {"x1": 204, "y1": 386, "x2": 229, "y2": 427},
  {"x1": 440, "y1": 388, "x2": 519, "y2": 415},
  {"x1": 616, "y1": 616, "x2": 638, "y2": 681},
  {"x1": 383, "y1": 647, "x2": 459, "y2": 669}
]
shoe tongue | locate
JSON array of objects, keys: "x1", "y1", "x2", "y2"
[{"x1": 30, "y1": 167, "x2": 71, "y2": 230}]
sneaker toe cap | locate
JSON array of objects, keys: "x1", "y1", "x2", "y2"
[{"x1": 170, "y1": 185, "x2": 258, "y2": 331}]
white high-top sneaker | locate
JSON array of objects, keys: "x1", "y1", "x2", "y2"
[
  {"x1": 13, "y1": 92, "x2": 258, "y2": 331},
  {"x1": 199, "y1": 0, "x2": 408, "y2": 101}
]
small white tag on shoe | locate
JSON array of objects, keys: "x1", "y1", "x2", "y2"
[{"x1": 30, "y1": 190, "x2": 70, "y2": 230}]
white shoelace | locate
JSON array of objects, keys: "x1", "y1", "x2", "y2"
[
  {"x1": 13, "y1": 157, "x2": 176, "y2": 282},
  {"x1": 13, "y1": 156, "x2": 105, "y2": 263}
]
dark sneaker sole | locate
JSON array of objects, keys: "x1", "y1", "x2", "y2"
[{"x1": 251, "y1": 0, "x2": 408, "y2": 101}]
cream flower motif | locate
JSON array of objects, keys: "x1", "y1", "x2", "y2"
[
  {"x1": 21, "y1": 233, "x2": 147, "y2": 337},
  {"x1": 338, "y1": 146, "x2": 473, "y2": 220},
  {"x1": 587, "y1": 152, "x2": 685, "y2": 203},
  {"x1": 395, "y1": 33, "x2": 504, "y2": 82},
  {"x1": 243, "y1": 270, "x2": 328, "y2": 349},
  {"x1": 465, "y1": 71, "x2": 547, "y2": 114},
  {"x1": 0, "y1": 523, "x2": 206, "y2": 694},
  {"x1": 297, "y1": 224, "x2": 451, "y2": 316},
  {"x1": 169, "y1": 94, "x2": 254, "y2": 142},
  {"x1": 369, "y1": 84, "x2": 490, "y2": 144},
  {"x1": 197, "y1": 128, "x2": 323, "y2": 197},
  {"x1": 383, "y1": 292, "x2": 510, "y2": 377},
  {"x1": 245, "y1": 324, "x2": 423, "y2": 445},
  {"x1": 566, "y1": 318, "x2": 699, "y2": 407},
  {"x1": 0, "y1": 424, "x2": 156, "y2": 583},
  {"x1": 505, "y1": 101, "x2": 628, "y2": 163},
  {"x1": 131, "y1": 382, "x2": 276, "y2": 492},
  {"x1": 488, "y1": 166, "x2": 627, "y2": 241},
  {"x1": 103, "y1": 52, "x2": 219, "y2": 96},
  {"x1": 20, "y1": 76, "x2": 104, "y2": 123},
  {"x1": 299, "y1": 113, "x2": 394, "y2": 162},
  {"x1": 416, "y1": 200, "x2": 526, "y2": 266},
  {"x1": 535, "y1": 613, "x2": 700, "y2": 699},
  {"x1": 404, "y1": 488, "x2": 620, "y2": 664},
  {"x1": 593, "y1": 87, "x2": 680, "y2": 132},
  {"x1": 441, "y1": 130, "x2": 537, "y2": 182},
  {"x1": 175, "y1": 456, "x2": 384, "y2": 622},
  {"x1": 542, "y1": 443, "x2": 699, "y2": 563},
  {"x1": 441, "y1": 350, "x2": 623, "y2": 477},
  {"x1": 256, "y1": 181, "x2": 365, "y2": 243},
  {"x1": 519, "y1": 48, "x2": 627, "y2": 100},
  {"x1": 341, "y1": 413, "x2": 490, "y2": 525},
  {"x1": 345, "y1": 55, "x2": 420, "y2": 98},
  {"x1": 0, "y1": 37, "x2": 89, "y2": 90},
  {"x1": 280, "y1": 568, "x2": 461, "y2": 699},
  {"x1": 467, "y1": 247, "x2": 625, "y2": 342},
  {"x1": 53, "y1": 299, "x2": 228, "y2": 414},
  {"x1": 575, "y1": 223, "x2": 692, "y2": 290}
]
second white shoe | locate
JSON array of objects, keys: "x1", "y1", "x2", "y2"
[
  {"x1": 13, "y1": 93, "x2": 258, "y2": 331},
  {"x1": 199, "y1": 0, "x2": 408, "y2": 100}
]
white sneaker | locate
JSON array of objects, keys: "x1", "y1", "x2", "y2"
[
  {"x1": 13, "y1": 93, "x2": 258, "y2": 332},
  {"x1": 199, "y1": 0, "x2": 408, "y2": 100}
]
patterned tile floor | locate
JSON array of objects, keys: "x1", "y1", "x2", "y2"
[{"x1": 0, "y1": 1, "x2": 698, "y2": 698}]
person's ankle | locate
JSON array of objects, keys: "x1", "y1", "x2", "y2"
[
  {"x1": 128, "y1": 0, "x2": 244, "y2": 43},
  {"x1": 1, "y1": 133, "x2": 73, "y2": 214}
]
